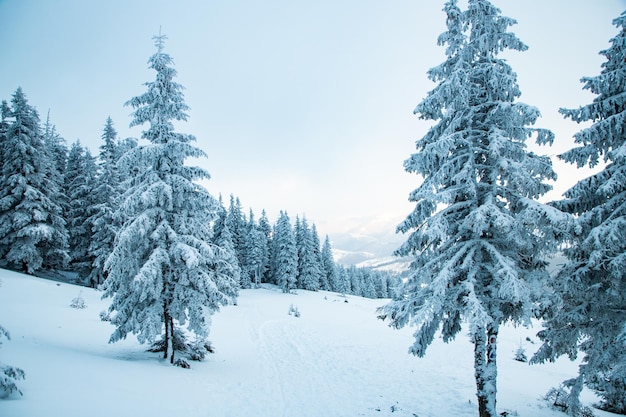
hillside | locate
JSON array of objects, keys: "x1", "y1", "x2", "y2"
[{"x1": 0, "y1": 269, "x2": 612, "y2": 417}]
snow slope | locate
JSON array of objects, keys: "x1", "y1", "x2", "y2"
[{"x1": 0, "y1": 269, "x2": 611, "y2": 417}]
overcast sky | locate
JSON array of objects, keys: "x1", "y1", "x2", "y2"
[{"x1": 1, "y1": 0, "x2": 625, "y2": 243}]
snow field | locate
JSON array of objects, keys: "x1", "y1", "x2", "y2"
[{"x1": 0, "y1": 269, "x2": 611, "y2": 417}]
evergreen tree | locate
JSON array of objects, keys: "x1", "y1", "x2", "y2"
[
  {"x1": 65, "y1": 141, "x2": 98, "y2": 281},
  {"x1": 310, "y1": 225, "x2": 325, "y2": 288},
  {"x1": 348, "y1": 265, "x2": 362, "y2": 296},
  {"x1": 295, "y1": 216, "x2": 322, "y2": 291},
  {"x1": 102, "y1": 34, "x2": 238, "y2": 365},
  {"x1": 87, "y1": 117, "x2": 122, "y2": 287},
  {"x1": 377, "y1": 2, "x2": 566, "y2": 416},
  {"x1": 320, "y1": 235, "x2": 336, "y2": 291},
  {"x1": 531, "y1": 11, "x2": 626, "y2": 415},
  {"x1": 42, "y1": 113, "x2": 68, "y2": 218},
  {"x1": 0, "y1": 88, "x2": 69, "y2": 274},
  {"x1": 258, "y1": 210, "x2": 273, "y2": 283},
  {"x1": 225, "y1": 195, "x2": 247, "y2": 287},
  {"x1": 212, "y1": 222, "x2": 241, "y2": 299},
  {"x1": 334, "y1": 264, "x2": 350, "y2": 296},
  {"x1": 272, "y1": 211, "x2": 297, "y2": 293},
  {"x1": 245, "y1": 210, "x2": 269, "y2": 288}
]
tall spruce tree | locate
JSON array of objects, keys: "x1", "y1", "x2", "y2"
[
  {"x1": 272, "y1": 211, "x2": 297, "y2": 293},
  {"x1": 245, "y1": 210, "x2": 269, "y2": 288},
  {"x1": 295, "y1": 217, "x2": 322, "y2": 291},
  {"x1": 258, "y1": 210, "x2": 273, "y2": 283},
  {"x1": 531, "y1": 11, "x2": 626, "y2": 416},
  {"x1": 320, "y1": 235, "x2": 336, "y2": 291},
  {"x1": 102, "y1": 34, "x2": 238, "y2": 365},
  {"x1": 87, "y1": 117, "x2": 122, "y2": 287},
  {"x1": 377, "y1": 2, "x2": 566, "y2": 416},
  {"x1": 0, "y1": 88, "x2": 69, "y2": 274},
  {"x1": 65, "y1": 141, "x2": 98, "y2": 281}
]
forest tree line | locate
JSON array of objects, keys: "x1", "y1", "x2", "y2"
[{"x1": 0, "y1": 89, "x2": 399, "y2": 299}]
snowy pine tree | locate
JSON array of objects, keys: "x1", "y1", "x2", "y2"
[
  {"x1": 245, "y1": 210, "x2": 269, "y2": 288},
  {"x1": 65, "y1": 141, "x2": 98, "y2": 281},
  {"x1": 86, "y1": 117, "x2": 122, "y2": 287},
  {"x1": 531, "y1": 11, "x2": 626, "y2": 415},
  {"x1": 258, "y1": 209, "x2": 273, "y2": 283},
  {"x1": 102, "y1": 34, "x2": 238, "y2": 365},
  {"x1": 295, "y1": 216, "x2": 322, "y2": 291},
  {"x1": 0, "y1": 88, "x2": 69, "y2": 274},
  {"x1": 225, "y1": 195, "x2": 247, "y2": 288},
  {"x1": 272, "y1": 211, "x2": 298, "y2": 293},
  {"x1": 333, "y1": 264, "x2": 350, "y2": 296},
  {"x1": 320, "y1": 235, "x2": 336, "y2": 291},
  {"x1": 378, "y1": 2, "x2": 567, "y2": 416}
]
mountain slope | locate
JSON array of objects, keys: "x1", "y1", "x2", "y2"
[{"x1": 0, "y1": 269, "x2": 610, "y2": 417}]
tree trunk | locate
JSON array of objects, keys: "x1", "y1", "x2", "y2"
[
  {"x1": 168, "y1": 316, "x2": 175, "y2": 364},
  {"x1": 474, "y1": 324, "x2": 498, "y2": 417},
  {"x1": 163, "y1": 304, "x2": 170, "y2": 360}
]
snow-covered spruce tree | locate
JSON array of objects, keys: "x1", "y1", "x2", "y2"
[
  {"x1": 320, "y1": 235, "x2": 336, "y2": 291},
  {"x1": 333, "y1": 264, "x2": 350, "y2": 296},
  {"x1": 258, "y1": 209, "x2": 273, "y2": 283},
  {"x1": 86, "y1": 117, "x2": 122, "y2": 287},
  {"x1": 310, "y1": 224, "x2": 325, "y2": 288},
  {"x1": 102, "y1": 34, "x2": 238, "y2": 365},
  {"x1": 272, "y1": 211, "x2": 298, "y2": 293},
  {"x1": 0, "y1": 88, "x2": 69, "y2": 274},
  {"x1": 65, "y1": 141, "x2": 98, "y2": 281},
  {"x1": 531, "y1": 11, "x2": 626, "y2": 416},
  {"x1": 42, "y1": 113, "x2": 69, "y2": 220},
  {"x1": 295, "y1": 216, "x2": 322, "y2": 291},
  {"x1": 225, "y1": 195, "x2": 247, "y2": 287},
  {"x1": 378, "y1": 2, "x2": 567, "y2": 416},
  {"x1": 245, "y1": 210, "x2": 269, "y2": 288}
]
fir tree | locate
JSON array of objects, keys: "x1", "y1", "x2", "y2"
[
  {"x1": 65, "y1": 141, "x2": 98, "y2": 281},
  {"x1": 272, "y1": 211, "x2": 297, "y2": 293},
  {"x1": 42, "y1": 113, "x2": 68, "y2": 218},
  {"x1": 531, "y1": 11, "x2": 626, "y2": 416},
  {"x1": 378, "y1": 2, "x2": 566, "y2": 416},
  {"x1": 295, "y1": 217, "x2": 322, "y2": 291},
  {"x1": 348, "y1": 265, "x2": 362, "y2": 296},
  {"x1": 225, "y1": 195, "x2": 247, "y2": 287},
  {"x1": 257, "y1": 210, "x2": 273, "y2": 283},
  {"x1": 334, "y1": 264, "x2": 350, "y2": 296},
  {"x1": 102, "y1": 34, "x2": 238, "y2": 365},
  {"x1": 245, "y1": 210, "x2": 269, "y2": 288},
  {"x1": 0, "y1": 88, "x2": 69, "y2": 274},
  {"x1": 87, "y1": 117, "x2": 122, "y2": 287},
  {"x1": 320, "y1": 235, "x2": 336, "y2": 291}
]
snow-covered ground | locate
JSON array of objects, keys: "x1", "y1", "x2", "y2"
[{"x1": 0, "y1": 268, "x2": 612, "y2": 417}]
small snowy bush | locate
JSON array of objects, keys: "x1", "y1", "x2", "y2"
[
  {"x1": 70, "y1": 291, "x2": 86, "y2": 309},
  {"x1": 288, "y1": 304, "x2": 300, "y2": 318},
  {"x1": 0, "y1": 325, "x2": 25, "y2": 398}
]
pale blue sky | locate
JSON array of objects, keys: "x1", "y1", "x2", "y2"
[{"x1": 1, "y1": 0, "x2": 624, "y2": 242}]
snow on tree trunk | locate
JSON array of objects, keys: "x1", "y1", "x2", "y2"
[{"x1": 475, "y1": 325, "x2": 498, "y2": 417}]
